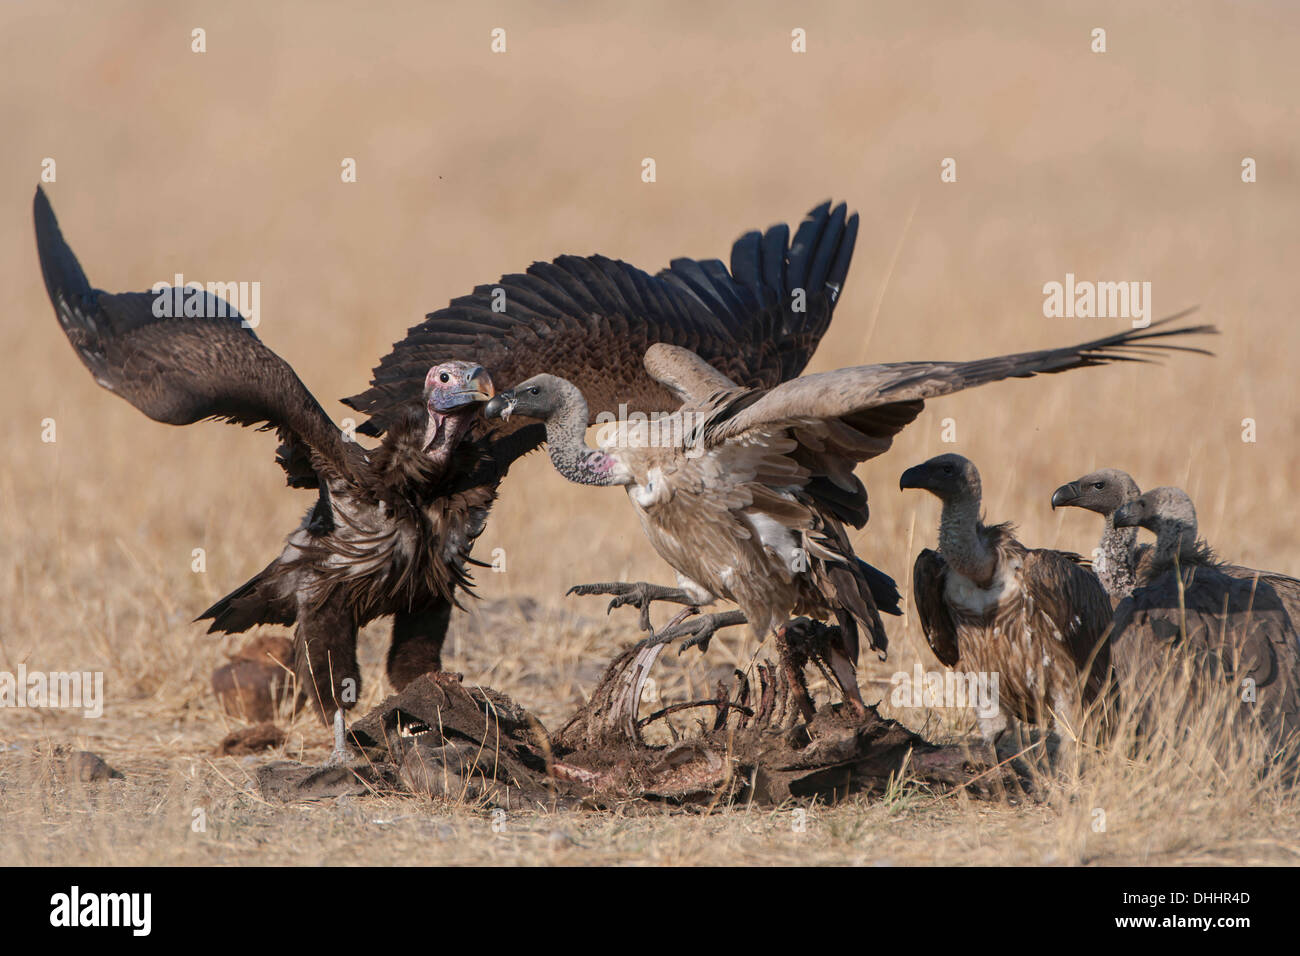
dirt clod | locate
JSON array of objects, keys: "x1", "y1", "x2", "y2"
[
  {"x1": 70, "y1": 751, "x2": 123, "y2": 782},
  {"x1": 211, "y1": 635, "x2": 299, "y2": 722},
  {"x1": 214, "y1": 721, "x2": 287, "y2": 756}
]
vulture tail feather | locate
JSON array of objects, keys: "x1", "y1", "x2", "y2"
[
  {"x1": 858, "y1": 557, "x2": 903, "y2": 616},
  {"x1": 826, "y1": 564, "x2": 889, "y2": 662},
  {"x1": 196, "y1": 559, "x2": 296, "y2": 634}
]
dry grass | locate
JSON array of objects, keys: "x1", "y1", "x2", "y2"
[{"x1": 2, "y1": 0, "x2": 1298, "y2": 865}]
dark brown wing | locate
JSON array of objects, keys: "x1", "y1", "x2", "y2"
[
  {"x1": 703, "y1": 315, "x2": 1217, "y2": 453},
  {"x1": 343, "y1": 201, "x2": 860, "y2": 437},
  {"x1": 1226, "y1": 565, "x2": 1300, "y2": 632},
  {"x1": 1111, "y1": 564, "x2": 1300, "y2": 736},
  {"x1": 912, "y1": 548, "x2": 960, "y2": 666},
  {"x1": 1021, "y1": 549, "x2": 1115, "y2": 698},
  {"x1": 35, "y1": 187, "x2": 359, "y2": 486}
]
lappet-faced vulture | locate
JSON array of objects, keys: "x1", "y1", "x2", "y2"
[
  {"x1": 36, "y1": 187, "x2": 861, "y2": 721},
  {"x1": 1109, "y1": 487, "x2": 1300, "y2": 749},
  {"x1": 902, "y1": 454, "x2": 1115, "y2": 742},
  {"x1": 484, "y1": 320, "x2": 1214, "y2": 721}
]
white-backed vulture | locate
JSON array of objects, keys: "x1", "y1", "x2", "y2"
[
  {"x1": 1054, "y1": 469, "x2": 1300, "y2": 622},
  {"x1": 902, "y1": 454, "x2": 1115, "y2": 741},
  {"x1": 1109, "y1": 487, "x2": 1300, "y2": 748},
  {"x1": 38, "y1": 188, "x2": 860, "y2": 720},
  {"x1": 484, "y1": 321, "x2": 1213, "y2": 721},
  {"x1": 1050, "y1": 469, "x2": 1151, "y2": 601}
]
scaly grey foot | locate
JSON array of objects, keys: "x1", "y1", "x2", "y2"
[
  {"x1": 326, "y1": 709, "x2": 352, "y2": 766},
  {"x1": 634, "y1": 610, "x2": 748, "y2": 655},
  {"x1": 567, "y1": 581, "x2": 698, "y2": 634}
]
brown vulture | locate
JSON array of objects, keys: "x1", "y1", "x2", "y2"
[
  {"x1": 36, "y1": 186, "x2": 864, "y2": 721},
  {"x1": 1109, "y1": 487, "x2": 1300, "y2": 750},
  {"x1": 483, "y1": 321, "x2": 1212, "y2": 722},
  {"x1": 901, "y1": 454, "x2": 1116, "y2": 742}
]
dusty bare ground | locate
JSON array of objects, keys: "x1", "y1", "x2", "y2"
[{"x1": 2, "y1": 1, "x2": 1299, "y2": 865}]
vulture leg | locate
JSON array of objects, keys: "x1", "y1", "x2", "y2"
[
  {"x1": 293, "y1": 594, "x2": 361, "y2": 723},
  {"x1": 977, "y1": 712, "x2": 1009, "y2": 761},
  {"x1": 387, "y1": 599, "x2": 452, "y2": 690},
  {"x1": 326, "y1": 710, "x2": 352, "y2": 766},
  {"x1": 634, "y1": 610, "x2": 748, "y2": 654},
  {"x1": 1049, "y1": 692, "x2": 1082, "y2": 773},
  {"x1": 567, "y1": 581, "x2": 700, "y2": 634}
]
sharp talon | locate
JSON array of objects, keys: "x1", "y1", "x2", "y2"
[
  {"x1": 676, "y1": 630, "x2": 712, "y2": 655},
  {"x1": 632, "y1": 631, "x2": 668, "y2": 652}
]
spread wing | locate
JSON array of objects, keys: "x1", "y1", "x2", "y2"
[
  {"x1": 912, "y1": 548, "x2": 961, "y2": 666},
  {"x1": 35, "y1": 187, "x2": 359, "y2": 487},
  {"x1": 343, "y1": 201, "x2": 860, "y2": 437},
  {"x1": 701, "y1": 316, "x2": 1217, "y2": 459},
  {"x1": 642, "y1": 343, "x2": 744, "y2": 404}
]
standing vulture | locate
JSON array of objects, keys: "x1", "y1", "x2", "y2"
[
  {"x1": 1109, "y1": 487, "x2": 1300, "y2": 749},
  {"x1": 902, "y1": 455, "x2": 1115, "y2": 742},
  {"x1": 483, "y1": 322, "x2": 1213, "y2": 722},
  {"x1": 36, "y1": 187, "x2": 862, "y2": 720}
]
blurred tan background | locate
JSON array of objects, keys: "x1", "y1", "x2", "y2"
[{"x1": 2, "y1": 0, "x2": 1297, "y2": 722}]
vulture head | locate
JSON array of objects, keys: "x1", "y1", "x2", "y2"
[
  {"x1": 899, "y1": 453, "x2": 982, "y2": 504},
  {"x1": 420, "y1": 361, "x2": 494, "y2": 459},
  {"x1": 1050, "y1": 468, "x2": 1140, "y2": 516},
  {"x1": 1113, "y1": 486, "x2": 1199, "y2": 553},
  {"x1": 485, "y1": 374, "x2": 629, "y2": 487},
  {"x1": 483, "y1": 374, "x2": 578, "y2": 424}
]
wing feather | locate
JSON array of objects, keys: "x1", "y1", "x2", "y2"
[
  {"x1": 35, "y1": 187, "x2": 357, "y2": 486},
  {"x1": 912, "y1": 549, "x2": 961, "y2": 666},
  {"x1": 703, "y1": 316, "x2": 1217, "y2": 456},
  {"x1": 344, "y1": 201, "x2": 860, "y2": 437},
  {"x1": 1021, "y1": 549, "x2": 1114, "y2": 683}
]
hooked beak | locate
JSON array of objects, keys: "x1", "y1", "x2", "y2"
[
  {"x1": 1050, "y1": 481, "x2": 1081, "y2": 511},
  {"x1": 899, "y1": 464, "x2": 928, "y2": 492},
  {"x1": 432, "y1": 365, "x2": 494, "y2": 412},
  {"x1": 424, "y1": 367, "x2": 494, "y2": 452},
  {"x1": 483, "y1": 391, "x2": 516, "y2": 422}
]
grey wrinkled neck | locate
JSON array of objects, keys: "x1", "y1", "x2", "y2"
[
  {"x1": 543, "y1": 384, "x2": 622, "y2": 487},
  {"x1": 1097, "y1": 516, "x2": 1139, "y2": 599},
  {"x1": 938, "y1": 496, "x2": 995, "y2": 584}
]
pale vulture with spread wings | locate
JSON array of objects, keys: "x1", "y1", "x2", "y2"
[{"x1": 485, "y1": 320, "x2": 1214, "y2": 720}]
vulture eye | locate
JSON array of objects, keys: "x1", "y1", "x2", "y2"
[
  {"x1": 942, "y1": 465, "x2": 953, "y2": 475},
  {"x1": 1093, "y1": 481, "x2": 1105, "y2": 490},
  {"x1": 439, "y1": 372, "x2": 450, "y2": 383},
  {"x1": 528, "y1": 386, "x2": 540, "y2": 395}
]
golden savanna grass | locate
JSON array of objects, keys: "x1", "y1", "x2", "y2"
[{"x1": 1, "y1": 1, "x2": 1298, "y2": 865}]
